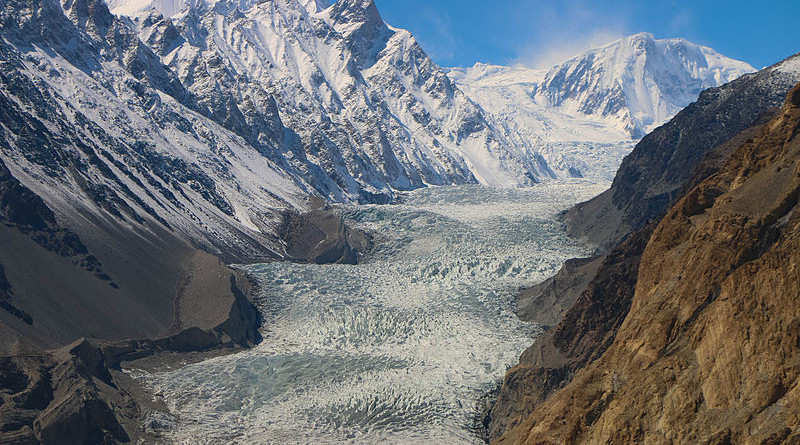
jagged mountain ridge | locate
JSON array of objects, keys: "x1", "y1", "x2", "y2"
[
  {"x1": 448, "y1": 33, "x2": 754, "y2": 179},
  {"x1": 111, "y1": 0, "x2": 557, "y2": 200},
  {"x1": 451, "y1": 33, "x2": 754, "y2": 138},
  {"x1": 111, "y1": 1, "x2": 754, "y2": 190}
]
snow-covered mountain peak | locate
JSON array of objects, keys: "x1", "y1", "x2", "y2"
[
  {"x1": 326, "y1": 0, "x2": 383, "y2": 28},
  {"x1": 448, "y1": 33, "x2": 755, "y2": 179},
  {"x1": 630, "y1": 31, "x2": 654, "y2": 40},
  {"x1": 770, "y1": 52, "x2": 800, "y2": 74},
  {"x1": 530, "y1": 33, "x2": 755, "y2": 136},
  {"x1": 324, "y1": 0, "x2": 389, "y2": 65},
  {"x1": 106, "y1": 0, "x2": 189, "y2": 16},
  {"x1": 62, "y1": 0, "x2": 759, "y2": 193},
  {"x1": 106, "y1": 0, "x2": 260, "y2": 18},
  {"x1": 101, "y1": 0, "x2": 565, "y2": 198},
  {"x1": 328, "y1": 0, "x2": 377, "y2": 16}
]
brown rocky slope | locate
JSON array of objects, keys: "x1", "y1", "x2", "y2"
[
  {"x1": 495, "y1": 82, "x2": 800, "y2": 444},
  {"x1": 493, "y1": 58, "x2": 799, "y2": 443},
  {"x1": 491, "y1": 91, "x2": 784, "y2": 443},
  {"x1": 564, "y1": 54, "x2": 800, "y2": 252},
  {"x1": 489, "y1": 225, "x2": 652, "y2": 440}
]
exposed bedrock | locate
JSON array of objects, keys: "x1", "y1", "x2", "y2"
[
  {"x1": 493, "y1": 57, "x2": 800, "y2": 444},
  {"x1": 493, "y1": 81, "x2": 800, "y2": 444},
  {"x1": 280, "y1": 207, "x2": 372, "y2": 265}
]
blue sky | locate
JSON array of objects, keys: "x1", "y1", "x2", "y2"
[{"x1": 372, "y1": 0, "x2": 800, "y2": 69}]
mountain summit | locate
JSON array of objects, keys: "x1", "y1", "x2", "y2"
[
  {"x1": 536, "y1": 32, "x2": 755, "y2": 136},
  {"x1": 108, "y1": 0, "x2": 563, "y2": 197},
  {"x1": 449, "y1": 33, "x2": 753, "y2": 178},
  {"x1": 107, "y1": 0, "x2": 755, "y2": 192}
]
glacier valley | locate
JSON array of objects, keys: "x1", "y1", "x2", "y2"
[{"x1": 131, "y1": 181, "x2": 606, "y2": 444}]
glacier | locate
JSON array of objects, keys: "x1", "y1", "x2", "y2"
[{"x1": 133, "y1": 181, "x2": 608, "y2": 444}]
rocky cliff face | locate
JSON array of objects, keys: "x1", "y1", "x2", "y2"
[
  {"x1": 494, "y1": 81, "x2": 800, "y2": 445},
  {"x1": 491, "y1": 56, "x2": 800, "y2": 443},
  {"x1": 489, "y1": 226, "x2": 652, "y2": 441},
  {"x1": 565, "y1": 54, "x2": 800, "y2": 251}
]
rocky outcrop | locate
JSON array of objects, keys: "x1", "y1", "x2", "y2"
[
  {"x1": 281, "y1": 209, "x2": 372, "y2": 265},
  {"x1": 0, "y1": 340, "x2": 132, "y2": 445},
  {"x1": 495, "y1": 82, "x2": 800, "y2": 445},
  {"x1": 515, "y1": 255, "x2": 604, "y2": 328},
  {"x1": 565, "y1": 54, "x2": 800, "y2": 252}
]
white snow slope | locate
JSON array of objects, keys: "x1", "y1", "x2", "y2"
[
  {"x1": 448, "y1": 33, "x2": 755, "y2": 179},
  {"x1": 0, "y1": 0, "x2": 310, "y2": 260}
]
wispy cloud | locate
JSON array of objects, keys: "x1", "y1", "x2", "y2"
[
  {"x1": 416, "y1": 5, "x2": 458, "y2": 62},
  {"x1": 517, "y1": 29, "x2": 625, "y2": 69},
  {"x1": 668, "y1": 9, "x2": 694, "y2": 34},
  {"x1": 511, "y1": 0, "x2": 631, "y2": 69}
]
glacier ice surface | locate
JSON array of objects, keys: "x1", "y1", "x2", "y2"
[{"x1": 135, "y1": 181, "x2": 608, "y2": 444}]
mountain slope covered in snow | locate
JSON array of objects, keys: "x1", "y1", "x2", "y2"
[
  {"x1": 110, "y1": 0, "x2": 557, "y2": 198},
  {"x1": 449, "y1": 33, "x2": 754, "y2": 179},
  {"x1": 1, "y1": 0, "x2": 312, "y2": 261},
  {"x1": 0, "y1": 0, "x2": 758, "y2": 266},
  {"x1": 107, "y1": 1, "x2": 755, "y2": 187}
]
